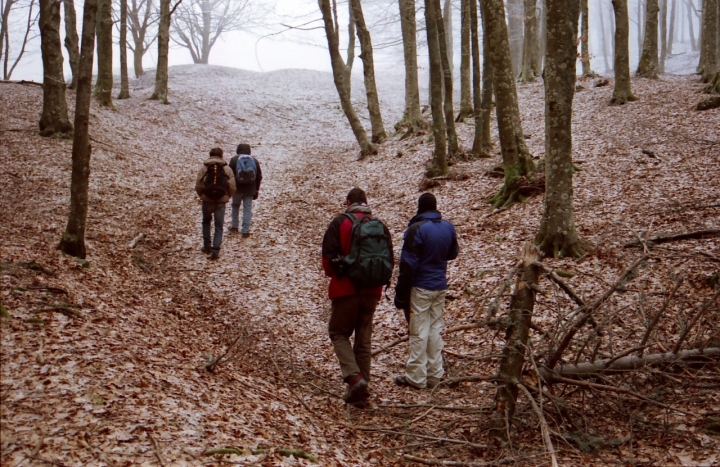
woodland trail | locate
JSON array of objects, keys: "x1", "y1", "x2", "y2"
[{"x1": 2, "y1": 65, "x2": 720, "y2": 466}]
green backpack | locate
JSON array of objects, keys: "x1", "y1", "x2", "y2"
[{"x1": 341, "y1": 213, "x2": 393, "y2": 288}]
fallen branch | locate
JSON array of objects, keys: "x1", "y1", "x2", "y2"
[
  {"x1": 128, "y1": 232, "x2": 146, "y2": 249},
  {"x1": 624, "y1": 229, "x2": 720, "y2": 248},
  {"x1": 535, "y1": 262, "x2": 600, "y2": 334},
  {"x1": 441, "y1": 374, "x2": 496, "y2": 387},
  {"x1": 144, "y1": 428, "x2": 166, "y2": 466},
  {"x1": 372, "y1": 321, "x2": 490, "y2": 356},
  {"x1": 518, "y1": 384, "x2": 558, "y2": 467},
  {"x1": 402, "y1": 455, "x2": 515, "y2": 466},
  {"x1": 673, "y1": 288, "x2": 720, "y2": 354},
  {"x1": 32, "y1": 305, "x2": 83, "y2": 319},
  {"x1": 539, "y1": 346, "x2": 720, "y2": 380},
  {"x1": 638, "y1": 275, "x2": 684, "y2": 355},
  {"x1": 354, "y1": 427, "x2": 487, "y2": 449}
]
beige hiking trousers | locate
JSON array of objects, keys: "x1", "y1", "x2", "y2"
[{"x1": 405, "y1": 287, "x2": 446, "y2": 388}]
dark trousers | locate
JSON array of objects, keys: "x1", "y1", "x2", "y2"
[
  {"x1": 328, "y1": 294, "x2": 379, "y2": 382},
  {"x1": 202, "y1": 202, "x2": 226, "y2": 253}
]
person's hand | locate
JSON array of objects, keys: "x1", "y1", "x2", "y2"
[
  {"x1": 394, "y1": 296, "x2": 406, "y2": 310},
  {"x1": 253, "y1": 192, "x2": 259, "y2": 200}
]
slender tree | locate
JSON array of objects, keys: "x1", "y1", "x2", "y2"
[
  {"x1": 610, "y1": 0, "x2": 638, "y2": 104},
  {"x1": 599, "y1": 0, "x2": 612, "y2": 72},
  {"x1": 424, "y1": 0, "x2": 447, "y2": 175},
  {"x1": 342, "y1": 0, "x2": 356, "y2": 95},
  {"x1": 38, "y1": 0, "x2": 72, "y2": 136},
  {"x1": 518, "y1": 0, "x2": 539, "y2": 81},
  {"x1": 580, "y1": 0, "x2": 596, "y2": 76},
  {"x1": 507, "y1": 0, "x2": 523, "y2": 74},
  {"x1": 637, "y1": 0, "x2": 660, "y2": 77},
  {"x1": 434, "y1": 0, "x2": 459, "y2": 154},
  {"x1": 668, "y1": 0, "x2": 676, "y2": 54},
  {"x1": 470, "y1": 0, "x2": 487, "y2": 157},
  {"x1": 150, "y1": 0, "x2": 170, "y2": 103},
  {"x1": 480, "y1": 8, "x2": 494, "y2": 155},
  {"x1": 62, "y1": 0, "x2": 80, "y2": 88},
  {"x1": 457, "y1": 0, "x2": 474, "y2": 120},
  {"x1": 319, "y1": 0, "x2": 375, "y2": 157},
  {"x1": 118, "y1": 0, "x2": 130, "y2": 99},
  {"x1": 481, "y1": 0, "x2": 535, "y2": 209},
  {"x1": 397, "y1": 0, "x2": 424, "y2": 133},
  {"x1": 349, "y1": 0, "x2": 386, "y2": 143},
  {"x1": 58, "y1": 0, "x2": 99, "y2": 258},
  {"x1": 94, "y1": 0, "x2": 113, "y2": 107},
  {"x1": 128, "y1": 0, "x2": 156, "y2": 77},
  {"x1": 2, "y1": 0, "x2": 38, "y2": 80},
  {"x1": 698, "y1": 0, "x2": 718, "y2": 81},
  {"x1": 686, "y1": 0, "x2": 697, "y2": 51},
  {"x1": 660, "y1": 0, "x2": 667, "y2": 72},
  {"x1": 442, "y1": 0, "x2": 452, "y2": 72}
]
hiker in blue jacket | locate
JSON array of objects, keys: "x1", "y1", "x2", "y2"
[
  {"x1": 394, "y1": 193, "x2": 459, "y2": 390},
  {"x1": 229, "y1": 144, "x2": 262, "y2": 237}
]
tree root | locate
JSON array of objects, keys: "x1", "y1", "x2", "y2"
[
  {"x1": 488, "y1": 175, "x2": 545, "y2": 210},
  {"x1": 623, "y1": 229, "x2": 720, "y2": 248},
  {"x1": 278, "y1": 448, "x2": 318, "y2": 463}
]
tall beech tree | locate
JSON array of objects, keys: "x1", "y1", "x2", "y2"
[
  {"x1": 457, "y1": 0, "x2": 474, "y2": 120},
  {"x1": 94, "y1": 0, "x2": 113, "y2": 107},
  {"x1": 38, "y1": 0, "x2": 72, "y2": 136},
  {"x1": 481, "y1": 0, "x2": 535, "y2": 209},
  {"x1": 150, "y1": 0, "x2": 170, "y2": 103},
  {"x1": 127, "y1": 0, "x2": 156, "y2": 77},
  {"x1": 480, "y1": 8, "x2": 494, "y2": 155},
  {"x1": 59, "y1": 0, "x2": 99, "y2": 258},
  {"x1": 535, "y1": 0, "x2": 582, "y2": 258},
  {"x1": 397, "y1": 0, "x2": 424, "y2": 133},
  {"x1": 610, "y1": 0, "x2": 638, "y2": 104},
  {"x1": 319, "y1": 0, "x2": 375, "y2": 157},
  {"x1": 434, "y1": 0, "x2": 458, "y2": 155},
  {"x1": 580, "y1": 0, "x2": 595, "y2": 76},
  {"x1": 698, "y1": 0, "x2": 718, "y2": 81},
  {"x1": 424, "y1": 0, "x2": 447, "y2": 176},
  {"x1": 470, "y1": 0, "x2": 485, "y2": 157},
  {"x1": 659, "y1": 0, "x2": 667, "y2": 72},
  {"x1": 518, "y1": 0, "x2": 540, "y2": 82},
  {"x1": 637, "y1": 0, "x2": 659, "y2": 77},
  {"x1": 63, "y1": 0, "x2": 80, "y2": 88},
  {"x1": 118, "y1": 0, "x2": 130, "y2": 99},
  {"x1": 349, "y1": 0, "x2": 386, "y2": 143}
]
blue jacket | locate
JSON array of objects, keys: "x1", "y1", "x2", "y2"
[{"x1": 394, "y1": 210, "x2": 459, "y2": 309}]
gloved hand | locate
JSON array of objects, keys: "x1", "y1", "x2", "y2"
[{"x1": 330, "y1": 256, "x2": 347, "y2": 277}]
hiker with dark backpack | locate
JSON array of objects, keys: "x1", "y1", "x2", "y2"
[
  {"x1": 195, "y1": 148, "x2": 236, "y2": 260},
  {"x1": 321, "y1": 188, "x2": 394, "y2": 409},
  {"x1": 393, "y1": 193, "x2": 459, "y2": 390},
  {"x1": 228, "y1": 144, "x2": 262, "y2": 237}
]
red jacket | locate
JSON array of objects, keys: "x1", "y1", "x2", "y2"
[{"x1": 321, "y1": 210, "x2": 393, "y2": 299}]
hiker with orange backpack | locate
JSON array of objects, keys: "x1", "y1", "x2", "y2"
[
  {"x1": 321, "y1": 188, "x2": 394, "y2": 408},
  {"x1": 195, "y1": 148, "x2": 236, "y2": 260}
]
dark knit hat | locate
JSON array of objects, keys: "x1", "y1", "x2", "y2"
[
  {"x1": 417, "y1": 193, "x2": 437, "y2": 214},
  {"x1": 236, "y1": 143, "x2": 252, "y2": 155}
]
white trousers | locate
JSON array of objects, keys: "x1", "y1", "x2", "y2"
[{"x1": 405, "y1": 287, "x2": 446, "y2": 388}]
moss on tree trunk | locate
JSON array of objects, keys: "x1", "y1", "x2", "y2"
[
  {"x1": 39, "y1": 0, "x2": 73, "y2": 137},
  {"x1": 94, "y1": 0, "x2": 114, "y2": 108},
  {"x1": 637, "y1": 0, "x2": 659, "y2": 78},
  {"x1": 610, "y1": 0, "x2": 638, "y2": 105}
]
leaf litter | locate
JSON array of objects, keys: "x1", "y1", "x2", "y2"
[{"x1": 1, "y1": 65, "x2": 719, "y2": 466}]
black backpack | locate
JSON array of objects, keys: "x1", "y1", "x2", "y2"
[
  {"x1": 340, "y1": 214, "x2": 393, "y2": 288},
  {"x1": 202, "y1": 162, "x2": 229, "y2": 200}
]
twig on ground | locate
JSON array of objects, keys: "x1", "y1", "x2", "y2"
[
  {"x1": 624, "y1": 229, "x2": 720, "y2": 248},
  {"x1": 128, "y1": 233, "x2": 146, "y2": 249},
  {"x1": 205, "y1": 331, "x2": 246, "y2": 372},
  {"x1": 144, "y1": 428, "x2": 166, "y2": 467},
  {"x1": 638, "y1": 275, "x2": 684, "y2": 355},
  {"x1": 486, "y1": 267, "x2": 519, "y2": 320},
  {"x1": 254, "y1": 104, "x2": 292, "y2": 121},
  {"x1": 673, "y1": 288, "x2": 720, "y2": 354},
  {"x1": 32, "y1": 305, "x2": 83, "y2": 319},
  {"x1": 352, "y1": 426, "x2": 487, "y2": 449},
  {"x1": 401, "y1": 455, "x2": 515, "y2": 466},
  {"x1": 518, "y1": 384, "x2": 558, "y2": 467}
]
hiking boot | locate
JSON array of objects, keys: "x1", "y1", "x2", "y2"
[
  {"x1": 344, "y1": 373, "x2": 369, "y2": 405},
  {"x1": 427, "y1": 377, "x2": 441, "y2": 389},
  {"x1": 352, "y1": 398, "x2": 369, "y2": 409},
  {"x1": 241, "y1": 232, "x2": 251, "y2": 238},
  {"x1": 229, "y1": 227, "x2": 239, "y2": 233},
  {"x1": 394, "y1": 375, "x2": 422, "y2": 389},
  {"x1": 209, "y1": 251, "x2": 219, "y2": 260},
  {"x1": 201, "y1": 246, "x2": 211, "y2": 254}
]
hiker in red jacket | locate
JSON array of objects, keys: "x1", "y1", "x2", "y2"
[{"x1": 321, "y1": 188, "x2": 394, "y2": 408}]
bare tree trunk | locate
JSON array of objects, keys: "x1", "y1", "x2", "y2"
[
  {"x1": 133, "y1": 44, "x2": 145, "y2": 77},
  {"x1": 535, "y1": 0, "x2": 582, "y2": 259},
  {"x1": 599, "y1": 0, "x2": 612, "y2": 72},
  {"x1": 638, "y1": 0, "x2": 645, "y2": 55},
  {"x1": 59, "y1": 0, "x2": 98, "y2": 259},
  {"x1": 611, "y1": 0, "x2": 638, "y2": 104},
  {"x1": 424, "y1": 0, "x2": 448, "y2": 175},
  {"x1": 398, "y1": 0, "x2": 424, "y2": 132},
  {"x1": 660, "y1": 0, "x2": 668, "y2": 72},
  {"x1": 538, "y1": 0, "x2": 547, "y2": 71},
  {"x1": 488, "y1": 244, "x2": 540, "y2": 443},
  {"x1": 94, "y1": 0, "x2": 113, "y2": 107},
  {"x1": 62, "y1": 0, "x2": 80, "y2": 89},
  {"x1": 150, "y1": 0, "x2": 170, "y2": 103},
  {"x1": 344, "y1": 0, "x2": 356, "y2": 96},
  {"x1": 482, "y1": 0, "x2": 535, "y2": 209},
  {"x1": 319, "y1": 0, "x2": 375, "y2": 158},
  {"x1": 687, "y1": 0, "x2": 697, "y2": 51},
  {"x1": 443, "y1": 0, "x2": 453, "y2": 73},
  {"x1": 458, "y1": 0, "x2": 474, "y2": 120},
  {"x1": 519, "y1": 0, "x2": 539, "y2": 81},
  {"x1": 698, "y1": 0, "x2": 718, "y2": 80},
  {"x1": 480, "y1": 11, "x2": 494, "y2": 155},
  {"x1": 39, "y1": 0, "x2": 72, "y2": 136},
  {"x1": 580, "y1": 0, "x2": 595, "y2": 76},
  {"x1": 470, "y1": 0, "x2": 487, "y2": 157},
  {"x1": 507, "y1": 0, "x2": 523, "y2": 75},
  {"x1": 350, "y1": 0, "x2": 386, "y2": 143},
  {"x1": 434, "y1": 0, "x2": 459, "y2": 155},
  {"x1": 637, "y1": 0, "x2": 660, "y2": 77},
  {"x1": 118, "y1": 0, "x2": 130, "y2": 99},
  {"x1": 668, "y1": 0, "x2": 676, "y2": 53},
  {"x1": 201, "y1": 0, "x2": 211, "y2": 64}
]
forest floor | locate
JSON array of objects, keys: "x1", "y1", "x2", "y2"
[{"x1": 1, "y1": 65, "x2": 719, "y2": 467}]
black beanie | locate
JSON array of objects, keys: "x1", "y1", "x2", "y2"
[
  {"x1": 417, "y1": 193, "x2": 437, "y2": 214},
  {"x1": 236, "y1": 143, "x2": 251, "y2": 155}
]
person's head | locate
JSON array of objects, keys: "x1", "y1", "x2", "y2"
[
  {"x1": 236, "y1": 144, "x2": 252, "y2": 155},
  {"x1": 417, "y1": 193, "x2": 437, "y2": 214},
  {"x1": 209, "y1": 147, "x2": 223, "y2": 158},
  {"x1": 346, "y1": 187, "x2": 368, "y2": 206}
]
